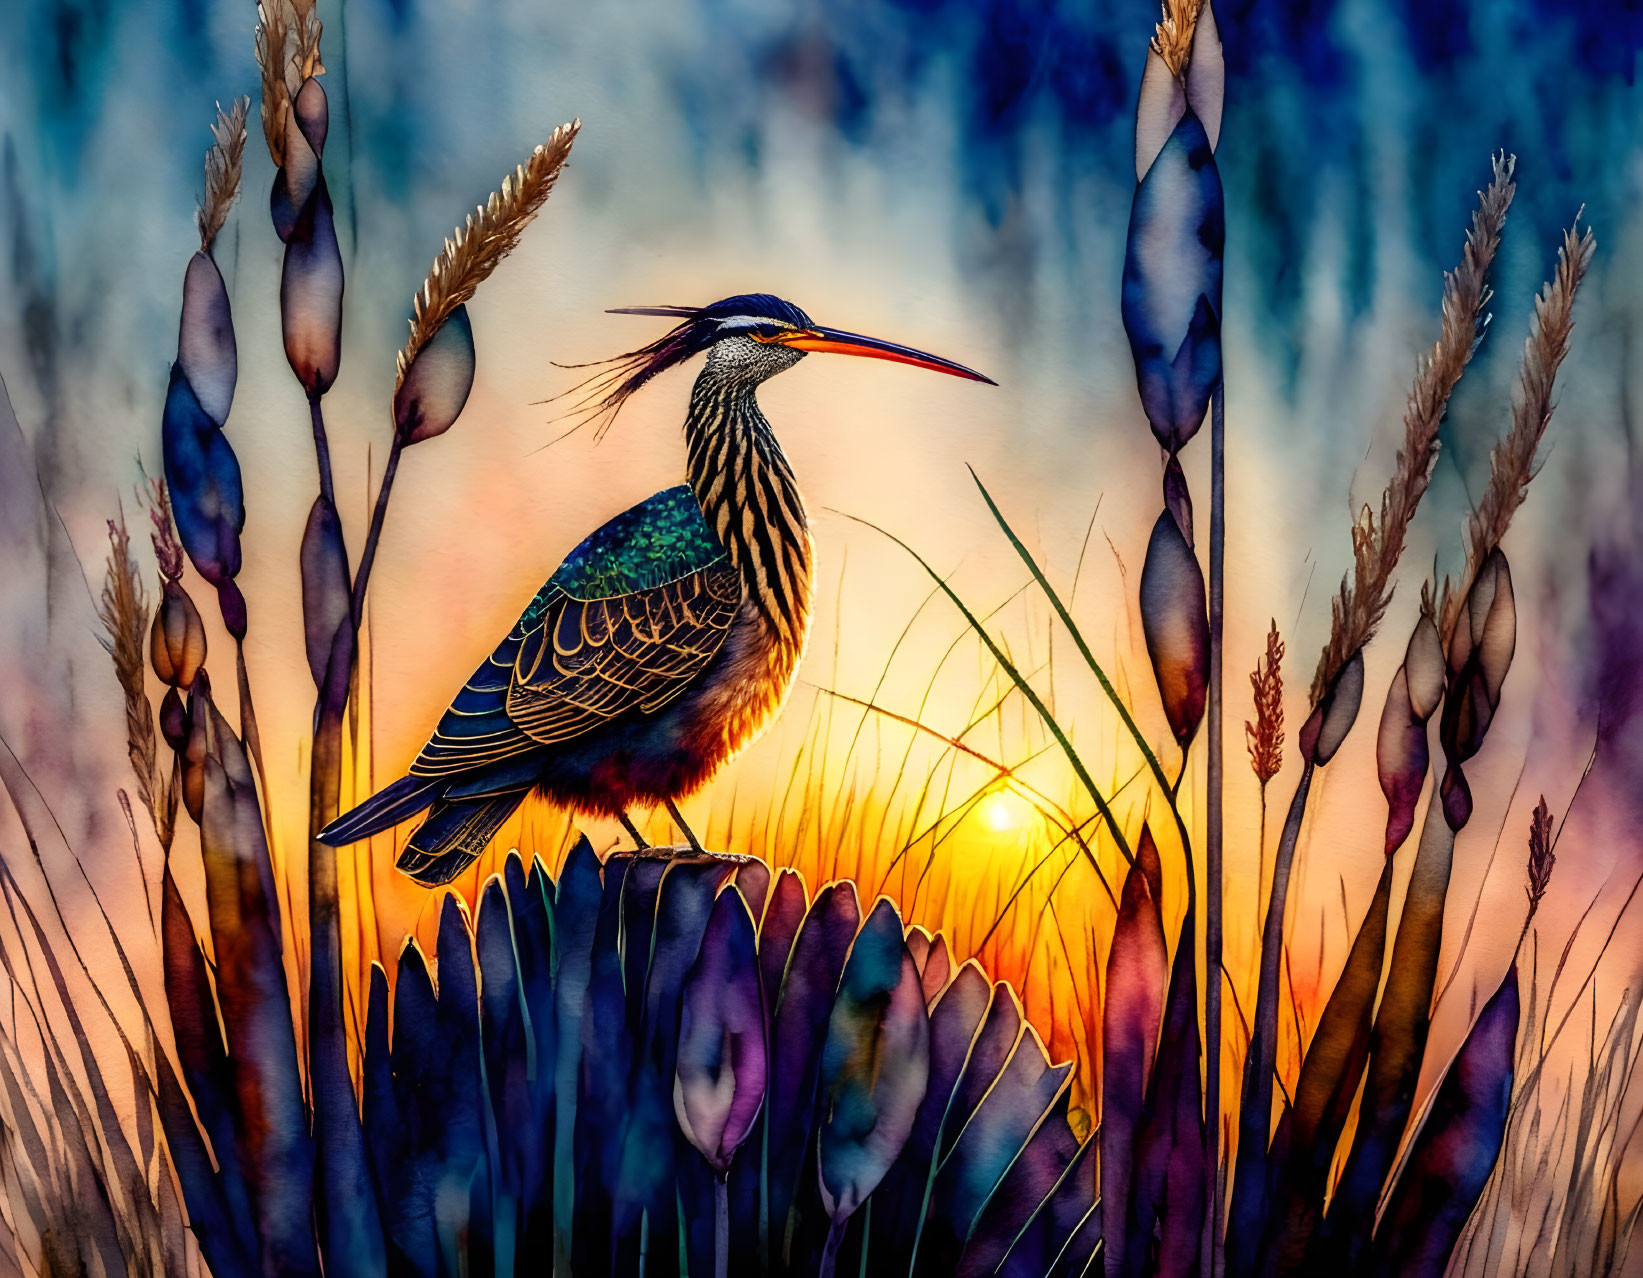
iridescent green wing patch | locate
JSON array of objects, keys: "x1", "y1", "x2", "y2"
[{"x1": 516, "y1": 486, "x2": 725, "y2": 629}]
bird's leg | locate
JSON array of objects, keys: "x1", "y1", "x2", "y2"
[
  {"x1": 665, "y1": 799, "x2": 706, "y2": 854},
  {"x1": 618, "y1": 812, "x2": 651, "y2": 850}
]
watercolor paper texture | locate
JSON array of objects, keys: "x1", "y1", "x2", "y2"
[{"x1": 0, "y1": 0, "x2": 1638, "y2": 1274}]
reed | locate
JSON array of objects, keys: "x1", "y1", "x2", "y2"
[{"x1": 1225, "y1": 155, "x2": 1518, "y2": 1276}]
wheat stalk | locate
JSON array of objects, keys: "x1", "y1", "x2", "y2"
[
  {"x1": 1439, "y1": 214, "x2": 1596, "y2": 640},
  {"x1": 197, "y1": 97, "x2": 249, "y2": 251},
  {"x1": 394, "y1": 120, "x2": 582, "y2": 392},
  {"x1": 253, "y1": 0, "x2": 323, "y2": 166},
  {"x1": 1151, "y1": 0, "x2": 1206, "y2": 76},
  {"x1": 1311, "y1": 153, "x2": 1517, "y2": 701}
]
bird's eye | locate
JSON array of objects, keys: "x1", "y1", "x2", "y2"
[{"x1": 749, "y1": 324, "x2": 785, "y2": 343}]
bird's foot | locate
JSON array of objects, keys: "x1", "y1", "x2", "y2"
[
  {"x1": 618, "y1": 812, "x2": 651, "y2": 850},
  {"x1": 665, "y1": 799, "x2": 706, "y2": 854}
]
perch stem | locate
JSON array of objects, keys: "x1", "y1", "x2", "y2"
[
  {"x1": 1206, "y1": 379, "x2": 1225, "y2": 1276},
  {"x1": 309, "y1": 391, "x2": 337, "y2": 510}
]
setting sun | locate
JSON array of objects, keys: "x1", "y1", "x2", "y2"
[{"x1": 980, "y1": 790, "x2": 1026, "y2": 834}]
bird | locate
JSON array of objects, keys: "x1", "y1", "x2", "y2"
[{"x1": 319, "y1": 293, "x2": 992, "y2": 886}]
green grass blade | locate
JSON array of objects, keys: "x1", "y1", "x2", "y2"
[{"x1": 838, "y1": 511, "x2": 1133, "y2": 870}]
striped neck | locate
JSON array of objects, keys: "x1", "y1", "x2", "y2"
[{"x1": 684, "y1": 368, "x2": 812, "y2": 643}]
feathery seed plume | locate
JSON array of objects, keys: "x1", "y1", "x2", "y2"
[
  {"x1": 197, "y1": 97, "x2": 249, "y2": 251},
  {"x1": 1312, "y1": 153, "x2": 1516, "y2": 701},
  {"x1": 1440, "y1": 214, "x2": 1595, "y2": 641},
  {"x1": 1246, "y1": 619, "x2": 1285, "y2": 787}
]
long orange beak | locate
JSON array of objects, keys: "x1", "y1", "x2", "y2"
[{"x1": 768, "y1": 326, "x2": 996, "y2": 384}]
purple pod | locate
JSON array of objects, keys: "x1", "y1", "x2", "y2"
[
  {"x1": 1121, "y1": 109, "x2": 1224, "y2": 452},
  {"x1": 281, "y1": 176, "x2": 344, "y2": 396},
  {"x1": 1405, "y1": 613, "x2": 1445, "y2": 720},
  {"x1": 396, "y1": 304, "x2": 476, "y2": 445},
  {"x1": 181, "y1": 673, "x2": 214, "y2": 822},
  {"x1": 151, "y1": 577, "x2": 207, "y2": 688},
  {"x1": 162, "y1": 365, "x2": 245, "y2": 589},
  {"x1": 1376, "y1": 668, "x2": 1427, "y2": 853},
  {"x1": 216, "y1": 580, "x2": 247, "y2": 641},
  {"x1": 159, "y1": 686, "x2": 190, "y2": 752},
  {"x1": 272, "y1": 79, "x2": 325, "y2": 242},
  {"x1": 299, "y1": 494, "x2": 352, "y2": 690},
  {"x1": 1139, "y1": 508, "x2": 1210, "y2": 745},
  {"x1": 1440, "y1": 551, "x2": 1516, "y2": 829},
  {"x1": 177, "y1": 251, "x2": 237, "y2": 425},
  {"x1": 1299, "y1": 647, "x2": 1364, "y2": 765},
  {"x1": 1162, "y1": 454, "x2": 1194, "y2": 547}
]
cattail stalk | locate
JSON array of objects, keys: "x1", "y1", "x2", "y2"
[
  {"x1": 352, "y1": 121, "x2": 580, "y2": 627},
  {"x1": 1226, "y1": 157, "x2": 1515, "y2": 1276},
  {"x1": 1318, "y1": 214, "x2": 1592, "y2": 1272}
]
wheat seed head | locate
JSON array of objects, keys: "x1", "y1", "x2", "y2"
[
  {"x1": 197, "y1": 97, "x2": 249, "y2": 251},
  {"x1": 395, "y1": 120, "x2": 582, "y2": 393},
  {"x1": 1311, "y1": 153, "x2": 1517, "y2": 703},
  {"x1": 1440, "y1": 213, "x2": 1595, "y2": 641}
]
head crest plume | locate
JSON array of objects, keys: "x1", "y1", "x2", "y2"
[{"x1": 549, "y1": 293, "x2": 812, "y2": 438}]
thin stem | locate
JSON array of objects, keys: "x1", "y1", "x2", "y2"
[
  {"x1": 819, "y1": 1219, "x2": 844, "y2": 1278},
  {"x1": 234, "y1": 636, "x2": 270, "y2": 805},
  {"x1": 1227, "y1": 759, "x2": 1315, "y2": 1271},
  {"x1": 309, "y1": 392, "x2": 337, "y2": 509},
  {"x1": 714, "y1": 1175, "x2": 729, "y2": 1278},
  {"x1": 1206, "y1": 379, "x2": 1225, "y2": 1278},
  {"x1": 350, "y1": 435, "x2": 403, "y2": 628}
]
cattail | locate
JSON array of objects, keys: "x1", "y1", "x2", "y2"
[
  {"x1": 1229, "y1": 159, "x2": 1514, "y2": 1275},
  {"x1": 1525, "y1": 796, "x2": 1555, "y2": 920},
  {"x1": 1246, "y1": 619, "x2": 1285, "y2": 788},
  {"x1": 1440, "y1": 215, "x2": 1595, "y2": 642},
  {"x1": 393, "y1": 121, "x2": 581, "y2": 445}
]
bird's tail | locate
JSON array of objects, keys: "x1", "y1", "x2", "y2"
[
  {"x1": 394, "y1": 788, "x2": 531, "y2": 887},
  {"x1": 319, "y1": 773, "x2": 448, "y2": 846}
]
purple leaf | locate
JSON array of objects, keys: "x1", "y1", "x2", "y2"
[
  {"x1": 817, "y1": 899, "x2": 930, "y2": 1223},
  {"x1": 1101, "y1": 829, "x2": 1168, "y2": 1278},
  {"x1": 676, "y1": 886, "x2": 767, "y2": 1175},
  {"x1": 1371, "y1": 967, "x2": 1519, "y2": 1276}
]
